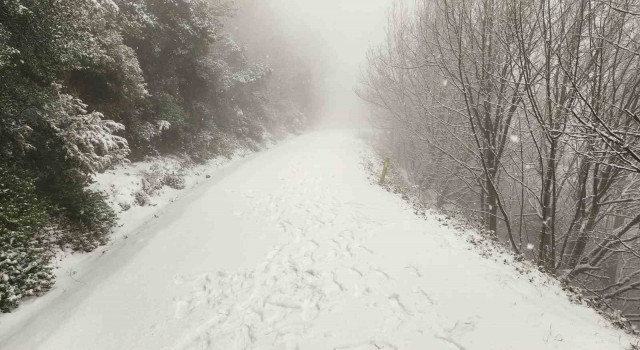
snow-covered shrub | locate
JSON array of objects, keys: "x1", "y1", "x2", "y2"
[
  {"x1": 182, "y1": 130, "x2": 236, "y2": 162},
  {"x1": 163, "y1": 172, "x2": 185, "y2": 190},
  {"x1": 134, "y1": 190, "x2": 151, "y2": 206},
  {"x1": 140, "y1": 164, "x2": 166, "y2": 195},
  {"x1": 57, "y1": 190, "x2": 117, "y2": 252},
  {"x1": 155, "y1": 93, "x2": 187, "y2": 129},
  {"x1": 137, "y1": 120, "x2": 171, "y2": 142},
  {"x1": 119, "y1": 201, "x2": 132, "y2": 212},
  {"x1": 46, "y1": 88, "x2": 131, "y2": 173},
  {"x1": 133, "y1": 162, "x2": 186, "y2": 207},
  {"x1": 0, "y1": 25, "x2": 18, "y2": 69},
  {"x1": 0, "y1": 166, "x2": 54, "y2": 312},
  {"x1": 16, "y1": 87, "x2": 123, "y2": 251}
]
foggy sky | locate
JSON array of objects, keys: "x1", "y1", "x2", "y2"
[{"x1": 267, "y1": 0, "x2": 392, "y2": 127}]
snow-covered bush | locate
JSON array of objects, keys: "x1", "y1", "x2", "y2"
[
  {"x1": 46, "y1": 87, "x2": 131, "y2": 173},
  {"x1": 119, "y1": 201, "x2": 132, "y2": 212},
  {"x1": 134, "y1": 190, "x2": 151, "y2": 206},
  {"x1": 0, "y1": 167, "x2": 54, "y2": 312},
  {"x1": 133, "y1": 162, "x2": 187, "y2": 206},
  {"x1": 57, "y1": 190, "x2": 117, "y2": 252},
  {"x1": 140, "y1": 164, "x2": 168, "y2": 195},
  {"x1": 154, "y1": 93, "x2": 188, "y2": 129},
  {"x1": 163, "y1": 172, "x2": 185, "y2": 190},
  {"x1": 182, "y1": 130, "x2": 236, "y2": 162}
]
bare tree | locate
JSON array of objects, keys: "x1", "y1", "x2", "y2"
[{"x1": 359, "y1": 0, "x2": 640, "y2": 322}]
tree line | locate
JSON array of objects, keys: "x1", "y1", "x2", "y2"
[
  {"x1": 0, "y1": 0, "x2": 315, "y2": 311},
  {"x1": 359, "y1": 0, "x2": 640, "y2": 323}
]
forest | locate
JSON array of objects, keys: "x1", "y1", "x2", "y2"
[
  {"x1": 0, "y1": 0, "x2": 316, "y2": 311},
  {"x1": 359, "y1": 0, "x2": 640, "y2": 323},
  {"x1": 2, "y1": 0, "x2": 640, "y2": 347}
]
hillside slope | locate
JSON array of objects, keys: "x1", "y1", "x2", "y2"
[{"x1": 0, "y1": 130, "x2": 633, "y2": 350}]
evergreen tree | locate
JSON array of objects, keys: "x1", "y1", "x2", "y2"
[{"x1": 0, "y1": 166, "x2": 53, "y2": 312}]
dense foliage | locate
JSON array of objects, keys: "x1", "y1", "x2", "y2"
[
  {"x1": 0, "y1": 166, "x2": 53, "y2": 312},
  {"x1": 0, "y1": 0, "x2": 313, "y2": 310}
]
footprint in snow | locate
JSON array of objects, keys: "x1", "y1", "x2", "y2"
[{"x1": 388, "y1": 293, "x2": 412, "y2": 315}]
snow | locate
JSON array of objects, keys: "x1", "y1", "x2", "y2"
[
  {"x1": 88, "y1": 154, "x2": 246, "y2": 234},
  {"x1": 0, "y1": 130, "x2": 635, "y2": 350}
]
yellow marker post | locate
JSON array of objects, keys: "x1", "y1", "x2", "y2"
[{"x1": 379, "y1": 157, "x2": 390, "y2": 185}]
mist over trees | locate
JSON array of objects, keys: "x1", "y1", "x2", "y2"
[
  {"x1": 230, "y1": 0, "x2": 327, "y2": 119},
  {"x1": 0, "y1": 0, "x2": 317, "y2": 311},
  {"x1": 360, "y1": 0, "x2": 640, "y2": 323}
]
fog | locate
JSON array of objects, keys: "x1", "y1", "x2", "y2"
[{"x1": 237, "y1": 0, "x2": 392, "y2": 127}]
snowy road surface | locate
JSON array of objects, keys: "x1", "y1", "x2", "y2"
[{"x1": 0, "y1": 130, "x2": 634, "y2": 349}]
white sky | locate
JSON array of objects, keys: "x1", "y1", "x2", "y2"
[{"x1": 267, "y1": 0, "x2": 392, "y2": 126}]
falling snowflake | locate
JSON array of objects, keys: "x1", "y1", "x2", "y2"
[
  {"x1": 527, "y1": 243, "x2": 534, "y2": 250},
  {"x1": 510, "y1": 135, "x2": 520, "y2": 143}
]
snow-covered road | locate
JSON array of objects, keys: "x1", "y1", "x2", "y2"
[{"x1": 0, "y1": 130, "x2": 634, "y2": 349}]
